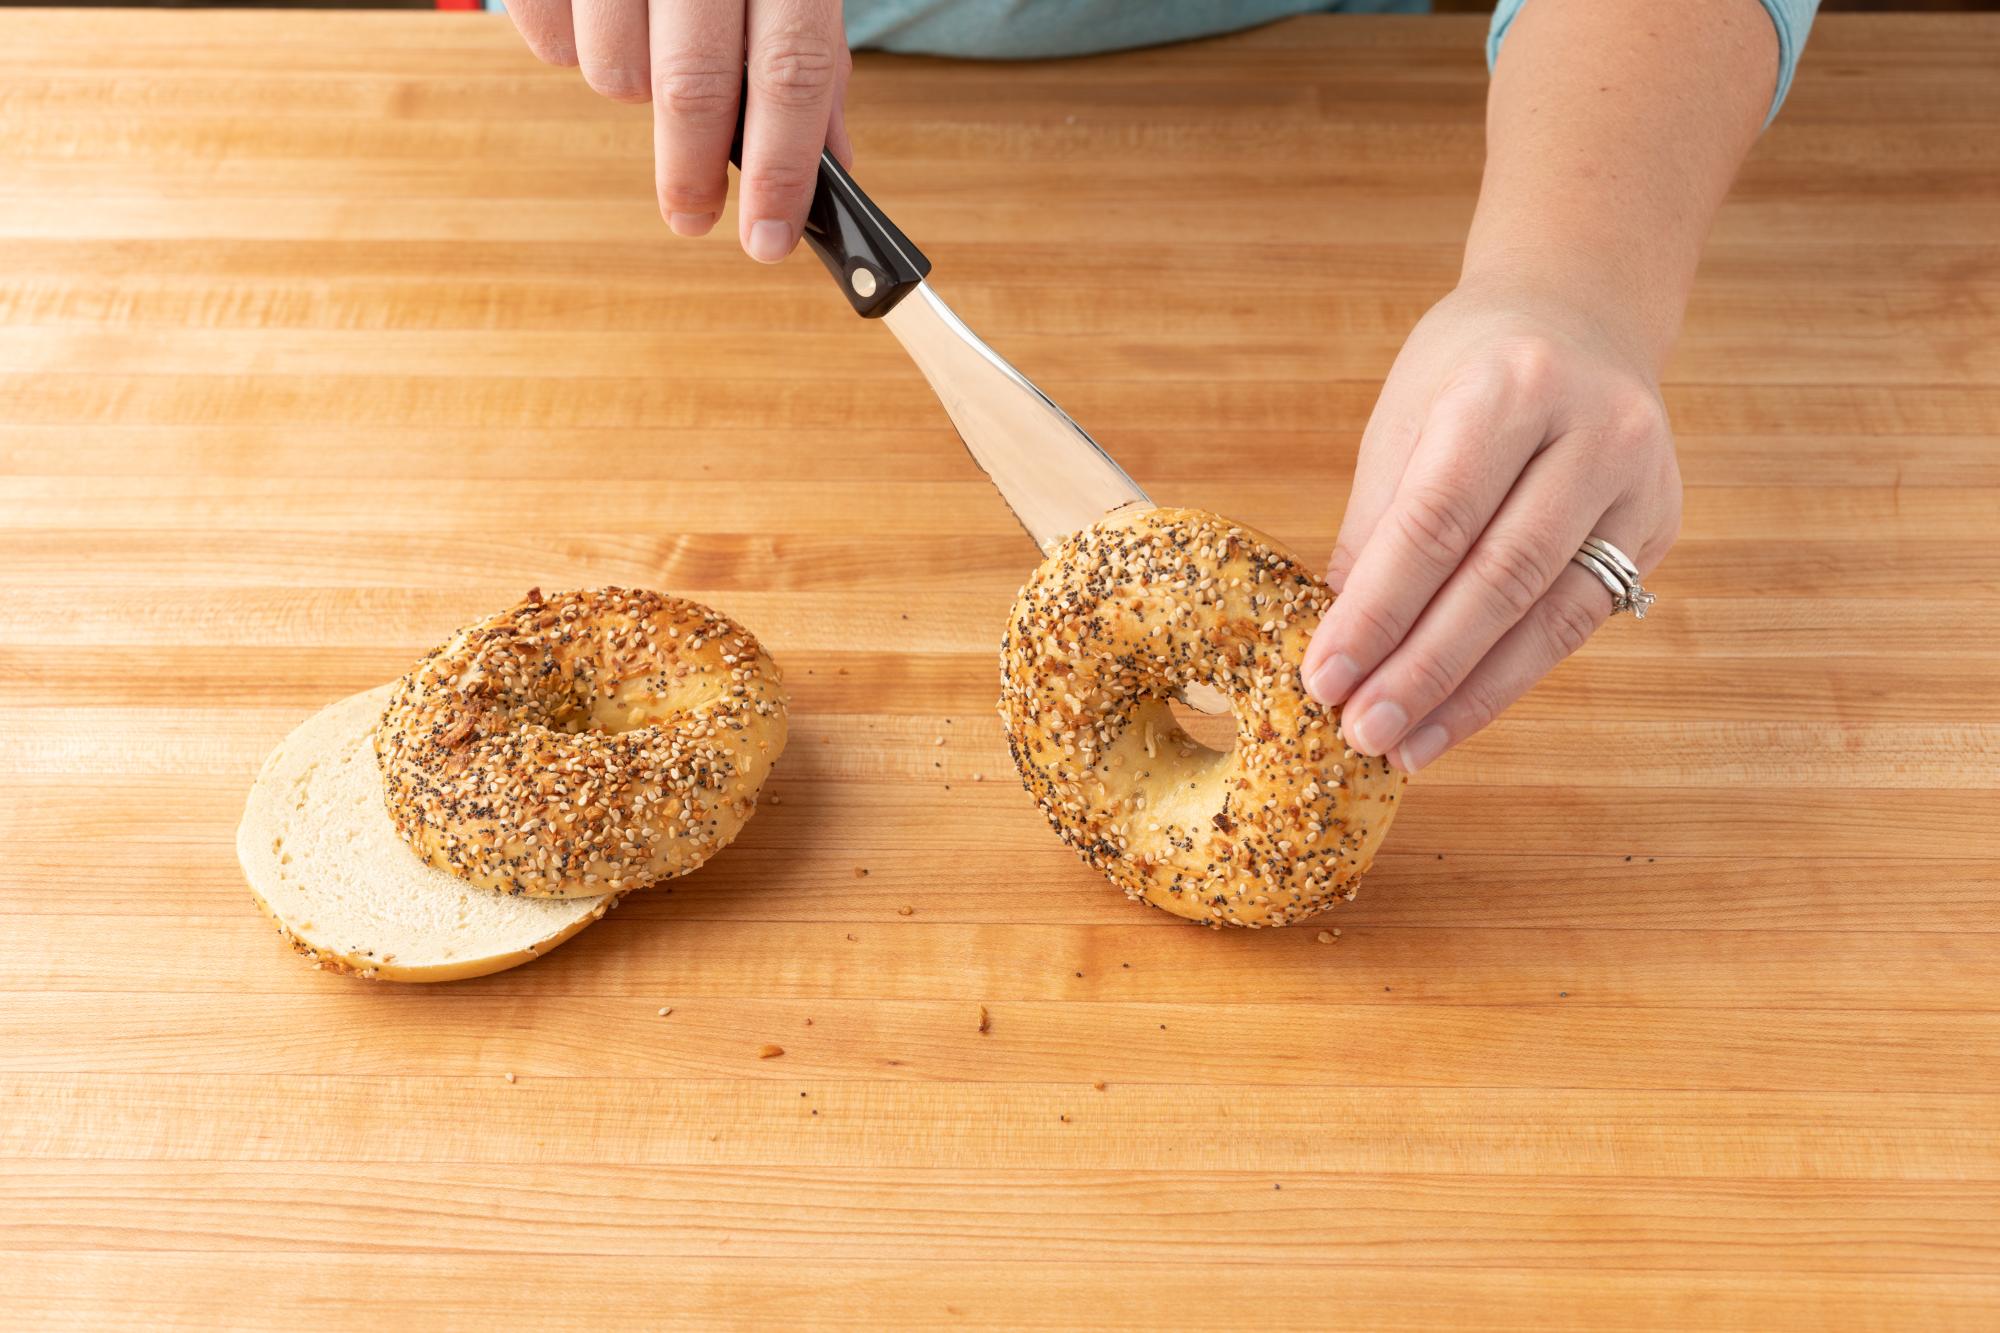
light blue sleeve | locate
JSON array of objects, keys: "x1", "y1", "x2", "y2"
[{"x1": 1487, "y1": 0, "x2": 1820, "y2": 125}]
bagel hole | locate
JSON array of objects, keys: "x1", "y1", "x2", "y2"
[{"x1": 1166, "y1": 697, "x2": 1238, "y2": 754}]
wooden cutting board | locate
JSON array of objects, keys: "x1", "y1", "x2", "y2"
[{"x1": 2, "y1": 10, "x2": 1997, "y2": 1329}]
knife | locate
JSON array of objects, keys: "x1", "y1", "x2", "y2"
[
  {"x1": 728, "y1": 115, "x2": 1151, "y2": 555},
  {"x1": 725, "y1": 116, "x2": 1234, "y2": 715}
]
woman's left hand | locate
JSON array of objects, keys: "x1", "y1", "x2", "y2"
[{"x1": 1300, "y1": 271, "x2": 1683, "y2": 773}]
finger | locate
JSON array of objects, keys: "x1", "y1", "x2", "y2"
[
  {"x1": 1323, "y1": 321, "x2": 1465, "y2": 597},
  {"x1": 649, "y1": 0, "x2": 744, "y2": 236},
  {"x1": 573, "y1": 0, "x2": 652, "y2": 102},
  {"x1": 1336, "y1": 442, "x2": 1617, "y2": 757},
  {"x1": 1389, "y1": 510, "x2": 1657, "y2": 774},
  {"x1": 507, "y1": 0, "x2": 580, "y2": 66},
  {"x1": 1323, "y1": 373, "x2": 1424, "y2": 597},
  {"x1": 739, "y1": 0, "x2": 845, "y2": 262},
  {"x1": 825, "y1": 45, "x2": 856, "y2": 169},
  {"x1": 1304, "y1": 360, "x2": 1553, "y2": 709}
]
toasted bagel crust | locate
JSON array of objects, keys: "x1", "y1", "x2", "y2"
[
  {"x1": 376, "y1": 587, "x2": 787, "y2": 898},
  {"x1": 1000, "y1": 507, "x2": 1404, "y2": 927}
]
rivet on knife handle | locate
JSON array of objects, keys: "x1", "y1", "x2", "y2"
[{"x1": 728, "y1": 80, "x2": 931, "y2": 318}]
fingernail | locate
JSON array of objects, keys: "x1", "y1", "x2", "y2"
[
  {"x1": 669, "y1": 211, "x2": 716, "y2": 238},
  {"x1": 1344, "y1": 699, "x2": 1408, "y2": 757},
  {"x1": 1396, "y1": 723, "x2": 1449, "y2": 773},
  {"x1": 746, "y1": 219, "x2": 792, "y2": 263},
  {"x1": 1305, "y1": 652, "x2": 1364, "y2": 706}
]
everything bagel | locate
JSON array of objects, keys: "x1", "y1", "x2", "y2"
[
  {"x1": 376, "y1": 586, "x2": 787, "y2": 898},
  {"x1": 1000, "y1": 507, "x2": 1404, "y2": 927}
]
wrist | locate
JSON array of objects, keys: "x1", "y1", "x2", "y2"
[{"x1": 1456, "y1": 240, "x2": 1686, "y2": 374}]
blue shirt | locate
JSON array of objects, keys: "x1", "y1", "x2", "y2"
[{"x1": 846, "y1": 1, "x2": 1819, "y2": 121}]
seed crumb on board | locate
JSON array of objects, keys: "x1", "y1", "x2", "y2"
[
  {"x1": 503, "y1": 1072, "x2": 516, "y2": 1084},
  {"x1": 1092, "y1": 1081, "x2": 1107, "y2": 1091},
  {"x1": 853, "y1": 867, "x2": 869, "y2": 877},
  {"x1": 758, "y1": 1044, "x2": 785, "y2": 1059},
  {"x1": 657, "y1": 1006, "x2": 673, "y2": 1017},
  {"x1": 897, "y1": 905, "x2": 914, "y2": 916}
]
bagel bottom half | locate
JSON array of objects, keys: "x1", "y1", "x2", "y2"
[
  {"x1": 236, "y1": 684, "x2": 618, "y2": 982},
  {"x1": 1000, "y1": 506, "x2": 1405, "y2": 928}
]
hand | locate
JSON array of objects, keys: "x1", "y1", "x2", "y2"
[
  {"x1": 505, "y1": 0, "x2": 852, "y2": 262},
  {"x1": 1300, "y1": 274, "x2": 1683, "y2": 773}
]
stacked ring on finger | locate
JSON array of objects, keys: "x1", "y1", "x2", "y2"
[{"x1": 1570, "y1": 536, "x2": 1657, "y2": 618}]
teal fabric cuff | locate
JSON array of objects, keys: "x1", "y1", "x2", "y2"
[
  {"x1": 845, "y1": 2, "x2": 1425, "y2": 61},
  {"x1": 1488, "y1": 0, "x2": 1820, "y2": 126}
]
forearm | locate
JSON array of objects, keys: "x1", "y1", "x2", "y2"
[{"x1": 1464, "y1": 0, "x2": 1778, "y2": 369}]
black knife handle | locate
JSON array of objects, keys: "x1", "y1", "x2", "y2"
[{"x1": 728, "y1": 83, "x2": 930, "y2": 319}]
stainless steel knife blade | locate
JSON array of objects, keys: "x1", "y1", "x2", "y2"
[
  {"x1": 882, "y1": 285, "x2": 1229, "y2": 714},
  {"x1": 882, "y1": 282, "x2": 1150, "y2": 554},
  {"x1": 733, "y1": 134, "x2": 1228, "y2": 710}
]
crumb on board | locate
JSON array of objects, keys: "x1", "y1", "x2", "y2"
[
  {"x1": 978, "y1": 1006, "x2": 991, "y2": 1034},
  {"x1": 759, "y1": 1044, "x2": 784, "y2": 1059}
]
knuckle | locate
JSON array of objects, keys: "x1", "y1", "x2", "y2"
[
  {"x1": 751, "y1": 30, "x2": 841, "y2": 104},
  {"x1": 1495, "y1": 336, "x2": 1561, "y2": 402},
  {"x1": 1338, "y1": 597, "x2": 1406, "y2": 661},
  {"x1": 655, "y1": 61, "x2": 740, "y2": 123},
  {"x1": 1657, "y1": 492, "x2": 1684, "y2": 553},
  {"x1": 1324, "y1": 540, "x2": 1362, "y2": 587},
  {"x1": 1466, "y1": 535, "x2": 1558, "y2": 621},
  {"x1": 659, "y1": 182, "x2": 724, "y2": 215},
  {"x1": 1538, "y1": 592, "x2": 1602, "y2": 659},
  {"x1": 1597, "y1": 386, "x2": 1671, "y2": 461},
  {"x1": 743, "y1": 160, "x2": 819, "y2": 203},
  {"x1": 1397, "y1": 650, "x2": 1461, "y2": 706},
  {"x1": 1392, "y1": 486, "x2": 1483, "y2": 570},
  {"x1": 1453, "y1": 671, "x2": 1512, "y2": 736}
]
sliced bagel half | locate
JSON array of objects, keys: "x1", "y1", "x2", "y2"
[{"x1": 237, "y1": 684, "x2": 618, "y2": 982}]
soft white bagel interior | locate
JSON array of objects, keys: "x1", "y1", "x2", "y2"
[{"x1": 237, "y1": 684, "x2": 616, "y2": 982}]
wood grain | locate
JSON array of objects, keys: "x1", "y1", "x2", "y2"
[{"x1": 2, "y1": 9, "x2": 1996, "y2": 1330}]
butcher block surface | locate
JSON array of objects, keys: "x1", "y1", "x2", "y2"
[{"x1": 2, "y1": 10, "x2": 1998, "y2": 1329}]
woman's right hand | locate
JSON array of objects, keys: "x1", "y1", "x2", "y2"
[{"x1": 505, "y1": 0, "x2": 852, "y2": 263}]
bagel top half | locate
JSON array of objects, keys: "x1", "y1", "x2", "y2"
[
  {"x1": 376, "y1": 586, "x2": 788, "y2": 899},
  {"x1": 999, "y1": 506, "x2": 1405, "y2": 927}
]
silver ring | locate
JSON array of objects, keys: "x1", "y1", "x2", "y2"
[{"x1": 1571, "y1": 536, "x2": 1656, "y2": 619}]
